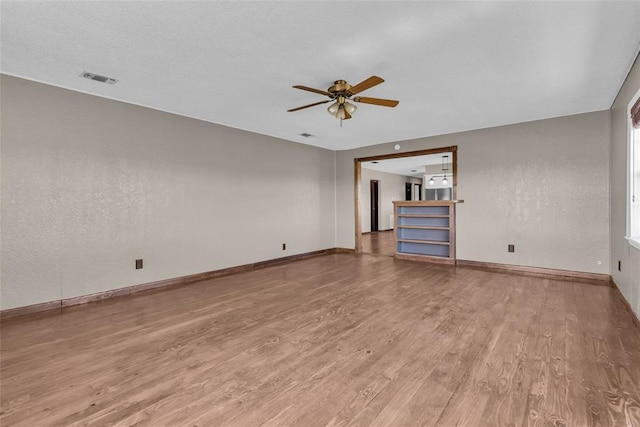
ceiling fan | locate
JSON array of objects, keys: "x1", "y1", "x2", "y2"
[{"x1": 287, "y1": 76, "x2": 399, "y2": 124}]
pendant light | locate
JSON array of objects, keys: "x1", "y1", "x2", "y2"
[
  {"x1": 427, "y1": 155, "x2": 450, "y2": 186},
  {"x1": 441, "y1": 155, "x2": 449, "y2": 185}
]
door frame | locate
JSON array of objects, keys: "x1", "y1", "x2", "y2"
[{"x1": 354, "y1": 146, "x2": 457, "y2": 253}]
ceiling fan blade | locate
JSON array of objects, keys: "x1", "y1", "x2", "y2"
[
  {"x1": 353, "y1": 96, "x2": 399, "y2": 108},
  {"x1": 287, "y1": 99, "x2": 331, "y2": 112},
  {"x1": 292, "y1": 85, "x2": 334, "y2": 97},
  {"x1": 347, "y1": 76, "x2": 384, "y2": 95}
]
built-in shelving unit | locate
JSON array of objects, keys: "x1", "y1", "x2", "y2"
[{"x1": 393, "y1": 200, "x2": 464, "y2": 264}]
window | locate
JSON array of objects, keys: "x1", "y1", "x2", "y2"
[{"x1": 628, "y1": 90, "x2": 640, "y2": 249}]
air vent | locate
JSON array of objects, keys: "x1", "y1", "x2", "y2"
[
  {"x1": 299, "y1": 132, "x2": 313, "y2": 138},
  {"x1": 80, "y1": 71, "x2": 118, "y2": 85}
]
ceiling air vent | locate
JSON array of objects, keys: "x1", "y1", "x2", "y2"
[{"x1": 80, "y1": 71, "x2": 118, "y2": 85}]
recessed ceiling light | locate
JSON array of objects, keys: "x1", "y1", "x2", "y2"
[{"x1": 299, "y1": 132, "x2": 313, "y2": 138}]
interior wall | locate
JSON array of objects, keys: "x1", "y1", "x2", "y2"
[
  {"x1": 0, "y1": 75, "x2": 336, "y2": 310},
  {"x1": 337, "y1": 111, "x2": 611, "y2": 274},
  {"x1": 360, "y1": 169, "x2": 418, "y2": 232},
  {"x1": 2, "y1": 70, "x2": 630, "y2": 311},
  {"x1": 611, "y1": 54, "x2": 640, "y2": 318}
]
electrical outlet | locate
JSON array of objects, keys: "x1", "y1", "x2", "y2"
[
  {"x1": 135, "y1": 259, "x2": 143, "y2": 269},
  {"x1": 508, "y1": 244, "x2": 515, "y2": 253},
  {"x1": 282, "y1": 243, "x2": 286, "y2": 251}
]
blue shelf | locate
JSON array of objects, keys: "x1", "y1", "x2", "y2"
[{"x1": 393, "y1": 202, "x2": 454, "y2": 262}]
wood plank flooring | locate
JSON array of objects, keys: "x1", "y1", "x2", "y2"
[
  {"x1": 1, "y1": 253, "x2": 640, "y2": 426},
  {"x1": 361, "y1": 231, "x2": 396, "y2": 257}
]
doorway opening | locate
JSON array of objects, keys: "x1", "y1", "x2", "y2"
[
  {"x1": 413, "y1": 183, "x2": 422, "y2": 201},
  {"x1": 355, "y1": 146, "x2": 458, "y2": 255},
  {"x1": 370, "y1": 180, "x2": 380, "y2": 232}
]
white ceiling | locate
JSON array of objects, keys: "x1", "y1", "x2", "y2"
[
  {"x1": 362, "y1": 153, "x2": 451, "y2": 178},
  {"x1": 2, "y1": 1, "x2": 639, "y2": 151}
]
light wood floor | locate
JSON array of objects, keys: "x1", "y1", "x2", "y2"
[
  {"x1": 2, "y1": 253, "x2": 640, "y2": 426},
  {"x1": 361, "y1": 230, "x2": 396, "y2": 257}
]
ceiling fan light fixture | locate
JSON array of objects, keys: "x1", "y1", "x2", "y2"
[
  {"x1": 289, "y1": 76, "x2": 398, "y2": 125},
  {"x1": 344, "y1": 102, "x2": 357, "y2": 115},
  {"x1": 327, "y1": 101, "x2": 340, "y2": 117}
]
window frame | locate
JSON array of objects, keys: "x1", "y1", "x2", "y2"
[{"x1": 626, "y1": 89, "x2": 640, "y2": 250}]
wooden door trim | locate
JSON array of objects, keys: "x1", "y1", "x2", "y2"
[
  {"x1": 355, "y1": 146, "x2": 457, "y2": 254},
  {"x1": 354, "y1": 160, "x2": 362, "y2": 252}
]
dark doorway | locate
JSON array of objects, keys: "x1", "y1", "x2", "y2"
[
  {"x1": 370, "y1": 180, "x2": 379, "y2": 232},
  {"x1": 405, "y1": 182, "x2": 412, "y2": 201}
]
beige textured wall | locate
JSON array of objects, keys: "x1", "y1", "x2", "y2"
[
  {"x1": 611, "y1": 54, "x2": 640, "y2": 317},
  {"x1": 337, "y1": 111, "x2": 611, "y2": 274},
  {"x1": 0, "y1": 75, "x2": 336, "y2": 310},
  {"x1": 0, "y1": 72, "x2": 623, "y2": 311}
]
